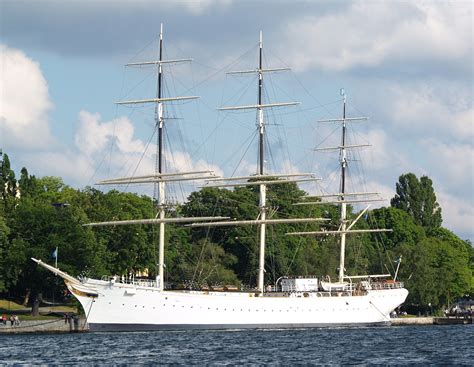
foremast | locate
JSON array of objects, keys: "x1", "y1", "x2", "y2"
[{"x1": 89, "y1": 24, "x2": 227, "y2": 291}]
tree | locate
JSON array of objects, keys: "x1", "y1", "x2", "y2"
[
  {"x1": 0, "y1": 215, "x2": 10, "y2": 292},
  {"x1": 391, "y1": 173, "x2": 442, "y2": 229},
  {"x1": 78, "y1": 188, "x2": 155, "y2": 276},
  {"x1": 18, "y1": 167, "x2": 38, "y2": 198},
  {"x1": 183, "y1": 182, "x2": 329, "y2": 286},
  {"x1": 0, "y1": 152, "x2": 18, "y2": 214}
]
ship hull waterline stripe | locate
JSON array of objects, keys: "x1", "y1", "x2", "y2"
[{"x1": 89, "y1": 321, "x2": 391, "y2": 332}]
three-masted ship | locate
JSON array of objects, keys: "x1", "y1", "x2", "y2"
[{"x1": 33, "y1": 26, "x2": 407, "y2": 331}]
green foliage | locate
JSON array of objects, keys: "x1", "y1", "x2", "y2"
[
  {"x1": 182, "y1": 182, "x2": 326, "y2": 286},
  {"x1": 0, "y1": 153, "x2": 18, "y2": 215},
  {"x1": 391, "y1": 173, "x2": 442, "y2": 229},
  {"x1": 397, "y1": 236, "x2": 472, "y2": 309},
  {"x1": 0, "y1": 216, "x2": 11, "y2": 292},
  {"x1": 371, "y1": 207, "x2": 426, "y2": 248},
  {"x1": 174, "y1": 239, "x2": 240, "y2": 288}
]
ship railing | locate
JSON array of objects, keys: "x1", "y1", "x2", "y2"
[
  {"x1": 369, "y1": 281, "x2": 404, "y2": 290},
  {"x1": 101, "y1": 275, "x2": 157, "y2": 288}
]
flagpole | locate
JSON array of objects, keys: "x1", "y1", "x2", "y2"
[{"x1": 55, "y1": 247, "x2": 58, "y2": 268}]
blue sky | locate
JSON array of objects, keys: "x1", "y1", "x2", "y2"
[{"x1": 0, "y1": 0, "x2": 472, "y2": 241}]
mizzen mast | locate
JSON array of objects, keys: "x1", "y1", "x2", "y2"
[{"x1": 287, "y1": 90, "x2": 395, "y2": 284}]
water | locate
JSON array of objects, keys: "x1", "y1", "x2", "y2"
[{"x1": 1, "y1": 326, "x2": 472, "y2": 365}]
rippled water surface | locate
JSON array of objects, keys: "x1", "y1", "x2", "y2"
[{"x1": 1, "y1": 325, "x2": 473, "y2": 365}]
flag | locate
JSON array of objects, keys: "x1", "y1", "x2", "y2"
[{"x1": 52, "y1": 247, "x2": 58, "y2": 259}]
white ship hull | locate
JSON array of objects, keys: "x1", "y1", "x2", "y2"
[{"x1": 70, "y1": 278, "x2": 408, "y2": 331}]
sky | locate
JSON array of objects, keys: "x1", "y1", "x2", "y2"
[{"x1": 0, "y1": 0, "x2": 473, "y2": 241}]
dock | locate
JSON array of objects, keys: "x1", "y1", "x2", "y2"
[
  {"x1": 391, "y1": 317, "x2": 434, "y2": 325},
  {"x1": 0, "y1": 318, "x2": 88, "y2": 334},
  {"x1": 391, "y1": 316, "x2": 473, "y2": 326}
]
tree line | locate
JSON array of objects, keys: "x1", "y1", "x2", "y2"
[{"x1": 0, "y1": 152, "x2": 472, "y2": 314}]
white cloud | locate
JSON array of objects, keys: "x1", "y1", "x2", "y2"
[
  {"x1": 422, "y1": 139, "x2": 474, "y2": 191},
  {"x1": 177, "y1": 0, "x2": 232, "y2": 15},
  {"x1": 22, "y1": 150, "x2": 95, "y2": 185},
  {"x1": 0, "y1": 44, "x2": 55, "y2": 148},
  {"x1": 0, "y1": 44, "x2": 224, "y2": 191},
  {"x1": 113, "y1": 0, "x2": 232, "y2": 15},
  {"x1": 390, "y1": 84, "x2": 473, "y2": 142},
  {"x1": 356, "y1": 129, "x2": 392, "y2": 171},
  {"x1": 166, "y1": 150, "x2": 223, "y2": 177},
  {"x1": 282, "y1": 1, "x2": 472, "y2": 72},
  {"x1": 438, "y1": 190, "x2": 474, "y2": 240},
  {"x1": 75, "y1": 111, "x2": 147, "y2": 158}
]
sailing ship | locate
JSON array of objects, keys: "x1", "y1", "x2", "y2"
[{"x1": 32, "y1": 26, "x2": 408, "y2": 331}]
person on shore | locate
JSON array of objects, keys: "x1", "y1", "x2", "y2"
[
  {"x1": 14, "y1": 315, "x2": 20, "y2": 326},
  {"x1": 1, "y1": 314, "x2": 6, "y2": 325},
  {"x1": 9, "y1": 315, "x2": 14, "y2": 326}
]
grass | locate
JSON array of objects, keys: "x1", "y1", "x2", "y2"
[
  {"x1": 0, "y1": 299, "x2": 77, "y2": 318},
  {"x1": 0, "y1": 299, "x2": 24, "y2": 311}
]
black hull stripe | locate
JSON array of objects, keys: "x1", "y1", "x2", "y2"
[{"x1": 90, "y1": 322, "x2": 390, "y2": 332}]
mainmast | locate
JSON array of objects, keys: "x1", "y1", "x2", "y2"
[
  {"x1": 156, "y1": 23, "x2": 166, "y2": 292},
  {"x1": 338, "y1": 90, "x2": 348, "y2": 284},
  {"x1": 257, "y1": 31, "x2": 267, "y2": 294},
  {"x1": 216, "y1": 32, "x2": 301, "y2": 294}
]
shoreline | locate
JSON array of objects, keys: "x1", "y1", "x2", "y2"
[
  {"x1": 0, "y1": 318, "x2": 88, "y2": 334},
  {"x1": 0, "y1": 317, "x2": 472, "y2": 333},
  {"x1": 392, "y1": 316, "x2": 473, "y2": 326}
]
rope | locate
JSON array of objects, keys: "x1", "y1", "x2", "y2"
[
  {"x1": 83, "y1": 299, "x2": 94, "y2": 331},
  {"x1": 369, "y1": 300, "x2": 391, "y2": 322}
]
